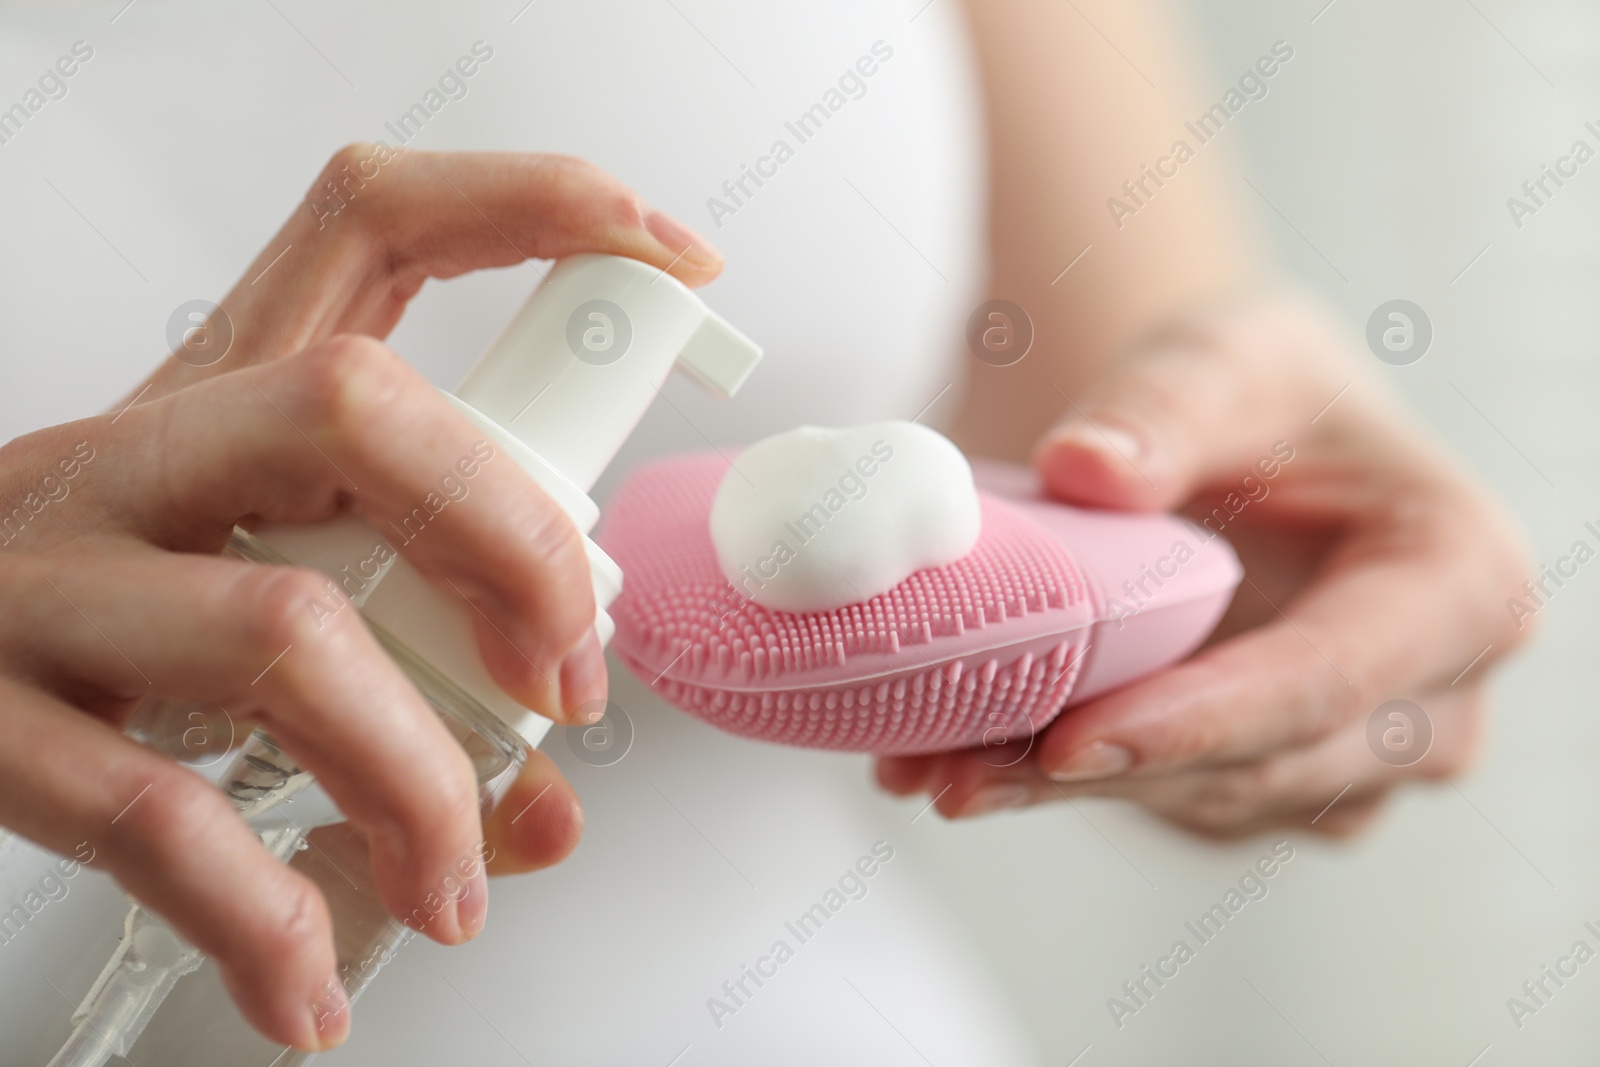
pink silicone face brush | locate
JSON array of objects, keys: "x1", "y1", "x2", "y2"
[{"x1": 597, "y1": 453, "x2": 1242, "y2": 756}]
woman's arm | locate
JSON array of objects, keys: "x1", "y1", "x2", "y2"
[{"x1": 955, "y1": 0, "x2": 1256, "y2": 459}]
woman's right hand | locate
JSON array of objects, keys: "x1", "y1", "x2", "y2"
[{"x1": 0, "y1": 148, "x2": 720, "y2": 1051}]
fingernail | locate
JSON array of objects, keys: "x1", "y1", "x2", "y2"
[
  {"x1": 456, "y1": 858, "x2": 488, "y2": 940},
  {"x1": 1047, "y1": 741, "x2": 1134, "y2": 782},
  {"x1": 559, "y1": 631, "x2": 609, "y2": 722},
  {"x1": 1050, "y1": 421, "x2": 1143, "y2": 464},
  {"x1": 962, "y1": 783, "x2": 1033, "y2": 816},
  {"x1": 307, "y1": 975, "x2": 350, "y2": 1050},
  {"x1": 645, "y1": 209, "x2": 722, "y2": 272}
]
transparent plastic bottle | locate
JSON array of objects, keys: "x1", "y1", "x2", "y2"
[{"x1": 47, "y1": 531, "x2": 530, "y2": 1067}]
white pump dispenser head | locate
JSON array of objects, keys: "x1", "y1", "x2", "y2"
[
  {"x1": 456, "y1": 253, "x2": 761, "y2": 492},
  {"x1": 258, "y1": 254, "x2": 762, "y2": 748}
]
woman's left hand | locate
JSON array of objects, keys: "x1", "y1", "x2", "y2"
[{"x1": 877, "y1": 297, "x2": 1533, "y2": 837}]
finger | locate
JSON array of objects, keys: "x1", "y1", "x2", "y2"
[
  {"x1": 1073, "y1": 688, "x2": 1479, "y2": 835},
  {"x1": 4, "y1": 547, "x2": 489, "y2": 949},
  {"x1": 99, "y1": 336, "x2": 605, "y2": 722},
  {"x1": 0, "y1": 676, "x2": 348, "y2": 1050},
  {"x1": 874, "y1": 755, "x2": 937, "y2": 796},
  {"x1": 1109, "y1": 772, "x2": 1394, "y2": 841},
  {"x1": 144, "y1": 148, "x2": 722, "y2": 400},
  {"x1": 1034, "y1": 487, "x2": 1524, "y2": 781},
  {"x1": 1032, "y1": 308, "x2": 1351, "y2": 510},
  {"x1": 1303, "y1": 796, "x2": 1386, "y2": 838},
  {"x1": 917, "y1": 684, "x2": 1483, "y2": 835},
  {"x1": 482, "y1": 749, "x2": 583, "y2": 876}
]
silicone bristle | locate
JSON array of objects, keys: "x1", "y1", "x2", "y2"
[{"x1": 599, "y1": 454, "x2": 1093, "y2": 755}]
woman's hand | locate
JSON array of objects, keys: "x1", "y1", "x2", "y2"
[
  {"x1": 0, "y1": 148, "x2": 720, "y2": 1051},
  {"x1": 878, "y1": 296, "x2": 1532, "y2": 838},
  {"x1": 135, "y1": 144, "x2": 720, "y2": 403}
]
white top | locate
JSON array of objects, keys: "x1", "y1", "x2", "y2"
[{"x1": 0, "y1": 1, "x2": 1045, "y2": 1063}]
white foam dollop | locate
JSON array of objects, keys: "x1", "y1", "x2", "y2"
[{"x1": 709, "y1": 421, "x2": 982, "y2": 612}]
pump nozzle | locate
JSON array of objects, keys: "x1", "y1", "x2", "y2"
[{"x1": 454, "y1": 254, "x2": 762, "y2": 493}]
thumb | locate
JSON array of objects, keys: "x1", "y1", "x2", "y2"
[{"x1": 1033, "y1": 337, "x2": 1305, "y2": 512}]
